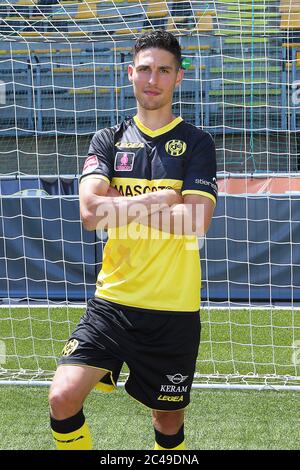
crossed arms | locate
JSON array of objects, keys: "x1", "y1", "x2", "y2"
[{"x1": 79, "y1": 178, "x2": 215, "y2": 237}]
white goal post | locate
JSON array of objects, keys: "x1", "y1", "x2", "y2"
[{"x1": 0, "y1": 1, "x2": 300, "y2": 390}]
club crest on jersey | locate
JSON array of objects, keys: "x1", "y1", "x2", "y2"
[
  {"x1": 165, "y1": 140, "x2": 187, "y2": 157},
  {"x1": 114, "y1": 152, "x2": 135, "y2": 171}
]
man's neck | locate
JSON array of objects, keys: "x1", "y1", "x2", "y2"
[{"x1": 136, "y1": 109, "x2": 176, "y2": 131}]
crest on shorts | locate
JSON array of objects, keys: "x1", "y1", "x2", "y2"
[{"x1": 62, "y1": 339, "x2": 79, "y2": 357}]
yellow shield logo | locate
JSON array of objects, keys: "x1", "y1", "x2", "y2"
[
  {"x1": 62, "y1": 339, "x2": 79, "y2": 357},
  {"x1": 165, "y1": 140, "x2": 187, "y2": 157}
]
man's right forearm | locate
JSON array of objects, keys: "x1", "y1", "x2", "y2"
[{"x1": 81, "y1": 190, "x2": 182, "y2": 231}]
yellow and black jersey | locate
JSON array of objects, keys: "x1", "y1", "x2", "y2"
[{"x1": 80, "y1": 115, "x2": 217, "y2": 313}]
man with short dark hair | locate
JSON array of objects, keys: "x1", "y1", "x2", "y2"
[{"x1": 49, "y1": 30, "x2": 217, "y2": 451}]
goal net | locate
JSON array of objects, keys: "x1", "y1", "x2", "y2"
[{"x1": 0, "y1": 0, "x2": 300, "y2": 390}]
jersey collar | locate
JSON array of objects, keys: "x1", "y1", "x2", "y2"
[{"x1": 133, "y1": 115, "x2": 183, "y2": 138}]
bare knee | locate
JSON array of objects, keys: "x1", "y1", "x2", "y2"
[
  {"x1": 152, "y1": 410, "x2": 184, "y2": 435},
  {"x1": 48, "y1": 385, "x2": 83, "y2": 420}
]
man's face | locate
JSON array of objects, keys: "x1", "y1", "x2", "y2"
[{"x1": 128, "y1": 48, "x2": 184, "y2": 112}]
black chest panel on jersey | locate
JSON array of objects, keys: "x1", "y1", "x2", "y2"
[
  {"x1": 81, "y1": 116, "x2": 218, "y2": 202},
  {"x1": 113, "y1": 119, "x2": 187, "y2": 183}
]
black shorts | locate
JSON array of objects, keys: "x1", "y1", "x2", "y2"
[{"x1": 59, "y1": 297, "x2": 201, "y2": 411}]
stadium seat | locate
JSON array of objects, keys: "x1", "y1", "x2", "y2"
[
  {"x1": 283, "y1": 41, "x2": 300, "y2": 48},
  {"x1": 224, "y1": 37, "x2": 268, "y2": 45},
  {"x1": 19, "y1": 31, "x2": 43, "y2": 37},
  {"x1": 210, "y1": 88, "x2": 281, "y2": 98},
  {"x1": 51, "y1": 4, "x2": 76, "y2": 20},
  {"x1": 186, "y1": 64, "x2": 206, "y2": 72},
  {"x1": 183, "y1": 44, "x2": 211, "y2": 52},
  {"x1": 75, "y1": 3, "x2": 97, "y2": 20},
  {"x1": 52, "y1": 65, "x2": 103, "y2": 73},
  {"x1": 117, "y1": 28, "x2": 139, "y2": 34},
  {"x1": 146, "y1": 0, "x2": 170, "y2": 18},
  {"x1": 166, "y1": 16, "x2": 189, "y2": 34},
  {"x1": 217, "y1": 0, "x2": 275, "y2": 2},
  {"x1": 280, "y1": 12, "x2": 300, "y2": 28},
  {"x1": 227, "y1": 4, "x2": 266, "y2": 11},
  {"x1": 67, "y1": 31, "x2": 89, "y2": 36},
  {"x1": 210, "y1": 65, "x2": 281, "y2": 75},
  {"x1": 280, "y1": 0, "x2": 300, "y2": 12},
  {"x1": 16, "y1": 0, "x2": 38, "y2": 4},
  {"x1": 216, "y1": 1, "x2": 280, "y2": 36},
  {"x1": 69, "y1": 87, "x2": 120, "y2": 94},
  {"x1": 170, "y1": 0, "x2": 193, "y2": 15},
  {"x1": 194, "y1": 12, "x2": 213, "y2": 32},
  {"x1": 114, "y1": 46, "x2": 132, "y2": 52},
  {"x1": 3, "y1": 15, "x2": 24, "y2": 22}
]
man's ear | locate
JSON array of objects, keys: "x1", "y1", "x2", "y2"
[
  {"x1": 128, "y1": 63, "x2": 134, "y2": 82},
  {"x1": 175, "y1": 68, "x2": 184, "y2": 88}
]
